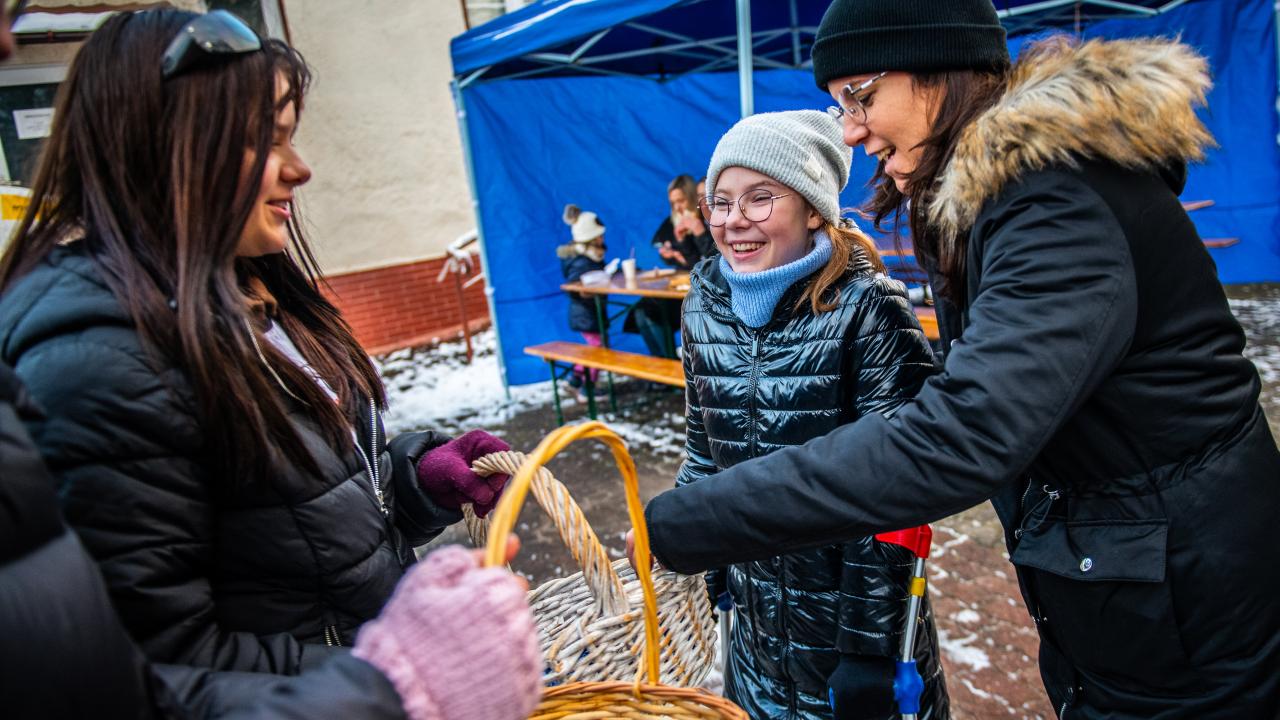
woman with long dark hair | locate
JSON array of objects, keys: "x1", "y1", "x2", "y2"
[
  {"x1": 0, "y1": 8, "x2": 520, "y2": 687},
  {"x1": 641, "y1": 2, "x2": 1280, "y2": 717}
]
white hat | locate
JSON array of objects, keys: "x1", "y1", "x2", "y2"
[{"x1": 563, "y1": 204, "x2": 605, "y2": 242}]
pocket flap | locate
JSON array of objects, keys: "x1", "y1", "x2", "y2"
[{"x1": 1012, "y1": 519, "x2": 1167, "y2": 583}]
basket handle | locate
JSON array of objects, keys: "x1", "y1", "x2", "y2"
[
  {"x1": 465, "y1": 450, "x2": 629, "y2": 617},
  {"x1": 481, "y1": 422, "x2": 663, "y2": 687}
]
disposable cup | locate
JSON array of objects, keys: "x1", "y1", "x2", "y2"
[{"x1": 621, "y1": 258, "x2": 637, "y2": 288}]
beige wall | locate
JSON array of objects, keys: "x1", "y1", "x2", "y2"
[
  {"x1": 287, "y1": 1, "x2": 473, "y2": 275},
  {"x1": 6, "y1": 41, "x2": 79, "y2": 66}
]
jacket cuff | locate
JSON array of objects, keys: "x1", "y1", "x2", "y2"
[
  {"x1": 644, "y1": 499, "x2": 690, "y2": 573},
  {"x1": 387, "y1": 431, "x2": 464, "y2": 545}
]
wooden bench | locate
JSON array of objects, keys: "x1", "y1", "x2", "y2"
[
  {"x1": 525, "y1": 341, "x2": 683, "y2": 424},
  {"x1": 527, "y1": 308, "x2": 936, "y2": 424}
]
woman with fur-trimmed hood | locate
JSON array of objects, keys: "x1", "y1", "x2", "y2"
[{"x1": 639, "y1": 2, "x2": 1280, "y2": 717}]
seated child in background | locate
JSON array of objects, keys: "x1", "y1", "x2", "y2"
[{"x1": 558, "y1": 205, "x2": 608, "y2": 394}]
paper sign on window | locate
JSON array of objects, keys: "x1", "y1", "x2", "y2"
[{"x1": 14, "y1": 108, "x2": 54, "y2": 140}]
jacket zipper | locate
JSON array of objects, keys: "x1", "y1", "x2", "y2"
[
  {"x1": 324, "y1": 624, "x2": 343, "y2": 647},
  {"x1": 746, "y1": 331, "x2": 799, "y2": 713},
  {"x1": 1014, "y1": 477, "x2": 1035, "y2": 540},
  {"x1": 776, "y1": 556, "x2": 797, "y2": 718},
  {"x1": 246, "y1": 319, "x2": 383, "y2": 514},
  {"x1": 355, "y1": 399, "x2": 388, "y2": 516},
  {"x1": 747, "y1": 332, "x2": 763, "y2": 456}
]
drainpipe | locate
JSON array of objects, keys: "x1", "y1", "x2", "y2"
[{"x1": 1275, "y1": 0, "x2": 1280, "y2": 146}]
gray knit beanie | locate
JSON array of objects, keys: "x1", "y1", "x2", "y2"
[{"x1": 705, "y1": 110, "x2": 851, "y2": 225}]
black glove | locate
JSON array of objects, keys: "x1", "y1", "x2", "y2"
[{"x1": 827, "y1": 653, "x2": 897, "y2": 720}]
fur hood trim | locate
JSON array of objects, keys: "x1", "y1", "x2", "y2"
[{"x1": 928, "y1": 36, "x2": 1214, "y2": 237}]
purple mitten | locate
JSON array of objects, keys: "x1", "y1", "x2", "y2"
[
  {"x1": 417, "y1": 430, "x2": 511, "y2": 517},
  {"x1": 353, "y1": 546, "x2": 542, "y2": 720}
]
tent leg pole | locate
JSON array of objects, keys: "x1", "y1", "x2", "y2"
[
  {"x1": 788, "y1": 0, "x2": 800, "y2": 67},
  {"x1": 736, "y1": 0, "x2": 753, "y2": 118},
  {"x1": 1275, "y1": 0, "x2": 1280, "y2": 147},
  {"x1": 451, "y1": 79, "x2": 511, "y2": 398}
]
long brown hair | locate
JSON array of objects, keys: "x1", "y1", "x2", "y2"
[
  {"x1": 668, "y1": 174, "x2": 698, "y2": 217},
  {"x1": 795, "y1": 218, "x2": 887, "y2": 315},
  {"x1": 0, "y1": 10, "x2": 383, "y2": 482},
  {"x1": 864, "y1": 70, "x2": 1008, "y2": 299}
]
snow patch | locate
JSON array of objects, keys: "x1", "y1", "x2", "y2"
[
  {"x1": 377, "y1": 330, "x2": 544, "y2": 435},
  {"x1": 938, "y1": 628, "x2": 992, "y2": 671}
]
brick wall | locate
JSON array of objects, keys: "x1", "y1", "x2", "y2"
[{"x1": 321, "y1": 256, "x2": 490, "y2": 356}]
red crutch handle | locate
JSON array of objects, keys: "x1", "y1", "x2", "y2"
[{"x1": 875, "y1": 525, "x2": 933, "y2": 559}]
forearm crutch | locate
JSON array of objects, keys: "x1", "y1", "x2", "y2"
[{"x1": 874, "y1": 526, "x2": 933, "y2": 720}]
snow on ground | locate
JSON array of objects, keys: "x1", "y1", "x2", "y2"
[
  {"x1": 377, "y1": 328, "x2": 689, "y2": 456},
  {"x1": 1228, "y1": 286, "x2": 1280, "y2": 436},
  {"x1": 376, "y1": 331, "x2": 543, "y2": 436},
  {"x1": 937, "y1": 629, "x2": 993, "y2": 672}
]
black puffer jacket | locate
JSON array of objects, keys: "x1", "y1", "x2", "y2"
[
  {"x1": 652, "y1": 216, "x2": 716, "y2": 270},
  {"x1": 0, "y1": 244, "x2": 461, "y2": 678},
  {"x1": 678, "y1": 257, "x2": 946, "y2": 719},
  {"x1": 647, "y1": 39, "x2": 1280, "y2": 718},
  {"x1": 0, "y1": 362, "x2": 409, "y2": 720}
]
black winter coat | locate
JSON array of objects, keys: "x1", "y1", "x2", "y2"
[
  {"x1": 559, "y1": 244, "x2": 606, "y2": 333},
  {"x1": 652, "y1": 216, "x2": 716, "y2": 270},
  {"x1": 0, "y1": 244, "x2": 461, "y2": 680},
  {"x1": 645, "y1": 39, "x2": 1280, "y2": 718},
  {"x1": 678, "y1": 258, "x2": 947, "y2": 719},
  {"x1": 0, "y1": 362, "x2": 408, "y2": 720}
]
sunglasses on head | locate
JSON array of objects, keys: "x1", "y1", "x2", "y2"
[{"x1": 161, "y1": 10, "x2": 262, "y2": 80}]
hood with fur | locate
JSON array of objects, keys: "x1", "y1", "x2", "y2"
[{"x1": 927, "y1": 36, "x2": 1214, "y2": 237}]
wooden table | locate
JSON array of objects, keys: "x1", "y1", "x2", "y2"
[
  {"x1": 559, "y1": 270, "x2": 689, "y2": 301},
  {"x1": 561, "y1": 270, "x2": 689, "y2": 357}
]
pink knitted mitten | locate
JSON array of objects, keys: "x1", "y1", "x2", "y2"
[{"x1": 353, "y1": 546, "x2": 542, "y2": 720}]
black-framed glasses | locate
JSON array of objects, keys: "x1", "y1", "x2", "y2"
[
  {"x1": 703, "y1": 189, "x2": 792, "y2": 227},
  {"x1": 826, "y1": 71, "x2": 887, "y2": 125},
  {"x1": 161, "y1": 10, "x2": 262, "y2": 80}
]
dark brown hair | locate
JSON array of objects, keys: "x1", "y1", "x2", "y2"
[
  {"x1": 0, "y1": 10, "x2": 383, "y2": 482},
  {"x1": 864, "y1": 69, "x2": 1008, "y2": 299}
]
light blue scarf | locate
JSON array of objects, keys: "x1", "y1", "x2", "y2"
[{"x1": 718, "y1": 230, "x2": 832, "y2": 328}]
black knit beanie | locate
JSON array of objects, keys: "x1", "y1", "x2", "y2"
[{"x1": 811, "y1": 0, "x2": 1010, "y2": 90}]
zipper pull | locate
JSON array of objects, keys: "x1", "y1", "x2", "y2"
[{"x1": 751, "y1": 334, "x2": 759, "y2": 357}]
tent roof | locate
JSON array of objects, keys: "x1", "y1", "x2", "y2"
[{"x1": 451, "y1": 0, "x2": 1206, "y2": 83}]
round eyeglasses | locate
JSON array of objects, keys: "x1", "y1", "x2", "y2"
[
  {"x1": 702, "y1": 189, "x2": 792, "y2": 227},
  {"x1": 826, "y1": 71, "x2": 887, "y2": 125}
]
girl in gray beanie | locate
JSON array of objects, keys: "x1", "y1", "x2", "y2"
[
  {"x1": 646, "y1": 3, "x2": 1280, "y2": 718},
  {"x1": 666, "y1": 109, "x2": 948, "y2": 720}
]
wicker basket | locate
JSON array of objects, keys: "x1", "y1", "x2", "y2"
[{"x1": 478, "y1": 421, "x2": 747, "y2": 719}]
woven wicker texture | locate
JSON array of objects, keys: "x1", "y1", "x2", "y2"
[
  {"x1": 478, "y1": 422, "x2": 746, "y2": 719},
  {"x1": 467, "y1": 449, "x2": 717, "y2": 687}
]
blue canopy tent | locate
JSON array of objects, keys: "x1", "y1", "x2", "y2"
[{"x1": 450, "y1": 0, "x2": 1280, "y2": 386}]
